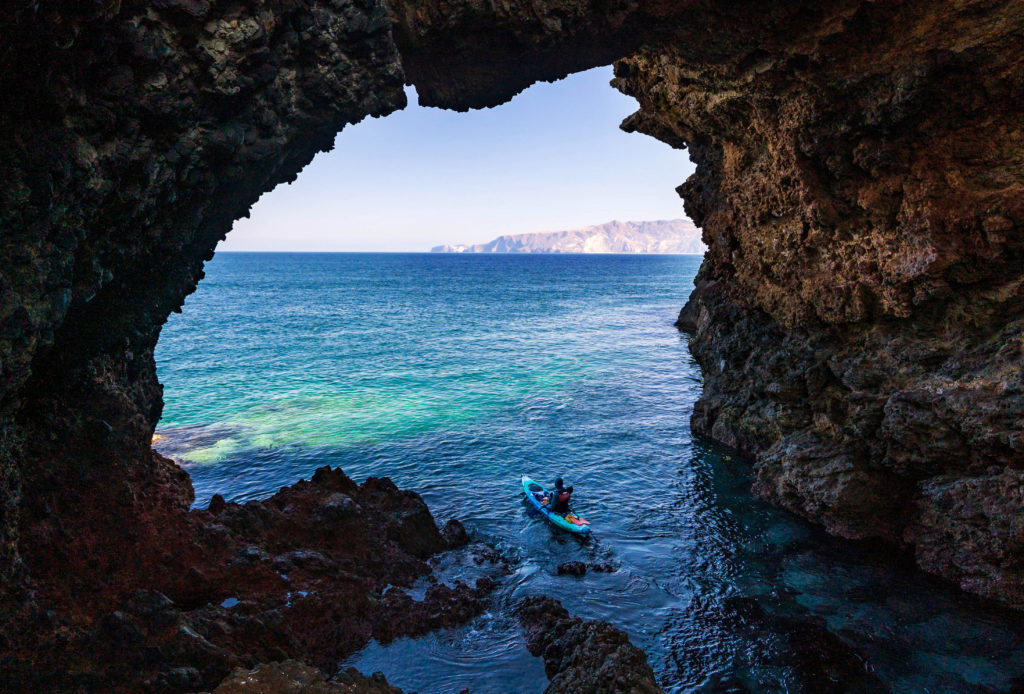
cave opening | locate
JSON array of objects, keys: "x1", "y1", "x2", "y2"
[
  {"x1": 153, "y1": 65, "x2": 699, "y2": 506},
  {"x1": 5, "y1": 0, "x2": 1024, "y2": 688}
]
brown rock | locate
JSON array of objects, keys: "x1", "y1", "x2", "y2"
[
  {"x1": 207, "y1": 660, "x2": 403, "y2": 694},
  {"x1": 557, "y1": 561, "x2": 588, "y2": 576},
  {"x1": 518, "y1": 596, "x2": 663, "y2": 694},
  {"x1": 615, "y1": 0, "x2": 1024, "y2": 606},
  {"x1": 1, "y1": 5, "x2": 1023, "y2": 694},
  {"x1": 441, "y1": 518, "x2": 471, "y2": 548}
]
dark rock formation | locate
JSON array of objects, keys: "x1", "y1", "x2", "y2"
[
  {"x1": 206, "y1": 660, "x2": 403, "y2": 694},
  {"x1": 556, "y1": 561, "x2": 616, "y2": 576},
  {"x1": 0, "y1": 0, "x2": 408, "y2": 630},
  {"x1": 519, "y1": 596, "x2": 664, "y2": 694},
  {"x1": 613, "y1": 0, "x2": 1024, "y2": 606},
  {"x1": 0, "y1": 467, "x2": 498, "y2": 692},
  {"x1": 441, "y1": 517, "x2": 471, "y2": 548},
  {"x1": 557, "y1": 561, "x2": 588, "y2": 576},
  {"x1": 2, "y1": 0, "x2": 1023, "y2": 690}
]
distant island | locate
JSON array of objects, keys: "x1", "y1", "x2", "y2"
[{"x1": 431, "y1": 219, "x2": 705, "y2": 254}]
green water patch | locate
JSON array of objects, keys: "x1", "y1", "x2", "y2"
[{"x1": 158, "y1": 365, "x2": 585, "y2": 464}]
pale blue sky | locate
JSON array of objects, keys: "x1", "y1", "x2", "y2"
[{"x1": 221, "y1": 66, "x2": 695, "y2": 252}]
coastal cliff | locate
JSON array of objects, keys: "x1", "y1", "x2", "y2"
[
  {"x1": 1, "y1": 0, "x2": 1023, "y2": 689},
  {"x1": 614, "y1": 0, "x2": 1024, "y2": 606},
  {"x1": 432, "y1": 219, "x2": 705, "y2": 254}
]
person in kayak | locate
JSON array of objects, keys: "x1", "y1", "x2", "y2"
[{"x1": 547, "y1": 477, "x2": 574, "y2": 515}]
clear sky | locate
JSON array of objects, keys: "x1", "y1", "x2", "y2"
[{"x1": 220, "y1": 66, "x2": 696, "y2": 252}]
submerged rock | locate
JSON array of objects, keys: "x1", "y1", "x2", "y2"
[
  {"x1": 715, "y1": 597, "x2": 884, "y2": 693},
  {"x1": 518, "y1": 596, "x2": 663, "y2": 694},
  {"x1": 556, "y1": 561, "x2": 616, "y2": 576}
]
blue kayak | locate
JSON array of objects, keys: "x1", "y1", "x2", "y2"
[{"x1": 521, "y1": 475, "x2": 591, "y2": 536}]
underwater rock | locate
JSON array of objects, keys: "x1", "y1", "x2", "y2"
[
  {"x1": 518, "y1": 596, "x2": 663, "y2": 694},
  {"x1": 556, "y1": 561, "x2": 616, "y2": 576},
  {"x1": 716, "y1": 596, "x2": 884, "y2": 693}
]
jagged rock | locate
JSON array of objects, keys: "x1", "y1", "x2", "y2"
[
  {"x1": 518, "y1": 596, "x2": 663, "y2": 694},
  {"x1": 557, "y1": 561, "x2": 588, "y2": 576},
  {"x1": 615, "y1": 0, "x2": 1024, "y2": 605},
  {"x1": 441, "y1": 518, "x2": 471, "y2": 548},
  {"x1": 556, "y1": 561, "x2": 616, "y2": 576},
  {"x1": 1, "y1": 3, "x2": 1023, "y2": 693},
  {"x1": 0, "y1": 467, "x2": 495, "y2": 692},
  {"x1": 374, "y1": 578, "x2": 494, "y2": 643},
  {"x1": 207, "y1": 660, "x2": 403, "y2": 693}
]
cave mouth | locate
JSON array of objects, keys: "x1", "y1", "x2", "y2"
[
  {"x1": 152, "y1": 64, "x2": 698, "y2": 504},
  {"x1": 5, "y1": 0, "x2": 1024, "y2": 688}
]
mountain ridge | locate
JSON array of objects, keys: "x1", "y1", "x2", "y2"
[{"x1": 431, "y1": 219, "x2": 705, "y2": 254}]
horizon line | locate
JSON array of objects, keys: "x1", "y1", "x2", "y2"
[{"x1": 213, "y1": 250, "x2": 707, "y2": 255}]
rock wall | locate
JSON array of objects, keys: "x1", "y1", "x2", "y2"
[
  {"x1": 1, "y1": 2, "x2": 1022, "y2": 686},
  {"x1": 1, "y1": 0, "x2": 406, "y2": 622},
  {"x1": 0, "y1": 0, "x2": 676, "y2": 688},
  {"x1": 613, "y1": 0, "x2": 1024, "y2": 606}
]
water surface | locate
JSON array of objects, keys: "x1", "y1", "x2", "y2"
[{"x1": 157, "y1": 253, "x2": 1024, "y2": 693}]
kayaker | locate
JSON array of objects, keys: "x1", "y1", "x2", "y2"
[{"x1": 547, "y1": 477, "x2": 574, "y2": 515}]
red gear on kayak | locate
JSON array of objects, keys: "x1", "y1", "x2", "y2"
[{"x1": 550, "y1": 477, "x2": 573, "y2": 513}]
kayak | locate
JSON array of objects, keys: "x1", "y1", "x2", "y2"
[{"x1": 521, "y1": 475, "x2": 592, "y2": 536}]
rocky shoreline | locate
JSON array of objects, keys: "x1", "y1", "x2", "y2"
[
  {"x1": 2, "y1": 466, "x2": 503, "y2": 692},
  {"x1": 1, "y1": 463, "x2": 668, "y2": 693}
]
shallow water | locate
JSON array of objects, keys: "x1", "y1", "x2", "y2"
[{"x1": 157, "y1": 252, "x2": 1024, "y2": 693}]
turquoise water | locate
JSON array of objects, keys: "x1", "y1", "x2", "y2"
[{"x1": 157, "y1": 253, "x2": 1024, "y2": 693}]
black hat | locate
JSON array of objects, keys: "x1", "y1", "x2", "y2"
[{"x1": 554, "y1": 477, "x2": 564, "y2": 488}]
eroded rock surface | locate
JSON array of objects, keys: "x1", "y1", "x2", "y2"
[
  {"x1": 556, "y1": 560, "x2": 617, "y2": 576},
  {"x1": 0, "y1": 0, "x2": 407, "y2": 630},
  {"x1": 613, "y1": 0, "x2": 1024, "y2": 605},
  {"x1": 1, "y1": 467, "x2": 497, "y2": 692},
  {"x1": 519, "y1": 596, "x2": 664, "y2": 694},
  {"x1": 207, "y1": 660, "x2": 403, "y2": 694},
  {"x1": 2, "y1": 2, "x2": 1023, "y2": 692}
]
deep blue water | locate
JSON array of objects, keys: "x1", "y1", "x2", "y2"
[{"x1": 156, "y1": 253, "x2": 1024, "y2": 693}]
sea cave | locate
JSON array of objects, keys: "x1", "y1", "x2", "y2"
[{"x1": 1, "y1": 0, "x2": 1023, "y2": 691}]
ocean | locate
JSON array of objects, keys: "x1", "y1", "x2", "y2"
[{"x1": 156, "y1": 252, "x2": 1024, "y2": 693}]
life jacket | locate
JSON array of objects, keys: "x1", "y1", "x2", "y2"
[{"x1": 551, "y1": 489, "x2": 572, "y2": 512}]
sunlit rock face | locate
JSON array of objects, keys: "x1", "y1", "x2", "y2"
[
  {"x1": 0, "y1": 2, "x2": 1022, "y2": 680},
  {"x1": 614, "y1": 0, "x2": 1024, "y2": 606}
]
